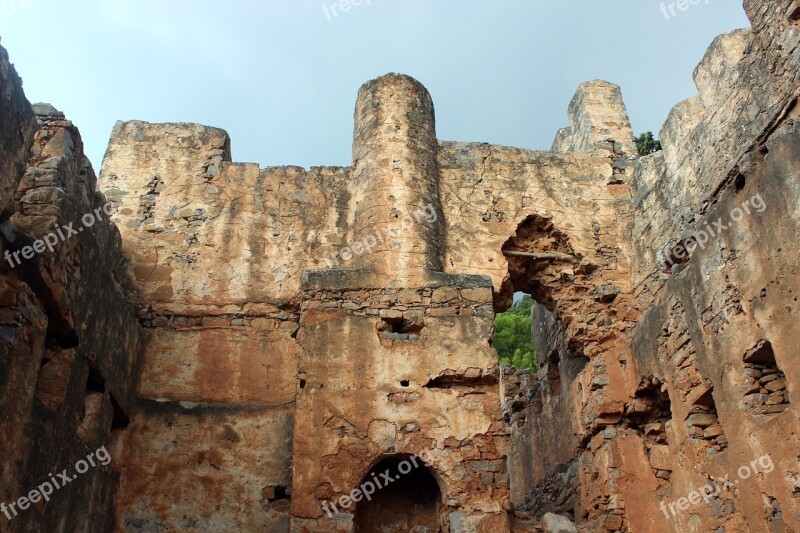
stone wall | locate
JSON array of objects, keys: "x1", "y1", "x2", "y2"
[
  {"x1": 96, "y1": 68, "x2": 639, "y2": 530},
  {"x1": 1, "y1": 1, "x2": 799, "y2": 531},
  {"x1": 0, "y1": 41, "x2": 146, "y2": 532},
  {"x1": 291, "y1": 280, "x2": 508, "y2": 532},
  {"x1": 619, "y1": 1, "x2": 800, "y2": 529},
  {"x1": 502, "y1": 1, "x2": 800, "y2": 532}
]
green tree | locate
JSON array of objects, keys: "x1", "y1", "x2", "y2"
[
  {"x1": 494, "y1": 295, "x2": 537, "y2": 372},
  {"x1": 635, "y1": 131, "x2": 663, "y2": 156}
]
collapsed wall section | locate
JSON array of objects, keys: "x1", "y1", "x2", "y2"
[
  {"x1": 496, "y1": 4, "x2": 800, "y2": 531},
  {"x1": 435, "y1": 79, "x2": 647, "y2": 531}
]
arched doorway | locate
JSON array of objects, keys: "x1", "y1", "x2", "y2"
[{"x1": 353, "y1": 455, "x2": 443, "y2": 532}]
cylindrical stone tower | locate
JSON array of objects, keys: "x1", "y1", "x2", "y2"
[{"x1": 351, "y1": 73, "x2": 445, "y2": 280}]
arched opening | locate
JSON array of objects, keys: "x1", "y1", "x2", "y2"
[
  {"x1": 499, "y1": 215, "x2": 579, "y2": 313},
  {"x1": 353, "y1": 455, "x2": 443, "y2": 533},
  {"x1": 499, "y1": 215, "x2": 587, "y2": 376}
]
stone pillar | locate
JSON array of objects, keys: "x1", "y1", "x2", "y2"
[
  {"x1": 550, "y1": 80, "x2": 637, "y2": 156},
  {"x1": 351, "y1": 73, "x2": 445, "y2": 279}
]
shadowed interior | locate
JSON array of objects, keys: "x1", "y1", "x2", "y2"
[{"x1": 354, "y1": 456, "x2": 443, "y2": 533}]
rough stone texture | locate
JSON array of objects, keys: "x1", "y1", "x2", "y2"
[
  {"x1": 0, "y1": 41, "x2": 146, "y2": 533},
  {"x1": 99, "y1": 2, "x2": 800, "y2": 527},
  {"x1": 551, "y1": 80, "x2": 638, "y2": 158},
  {"x1": 0, "y1": 38, "x2": 37, "y2": 219},
  {"x1": 114, "y1": 401, "x2": 293, "y2": 532},
  {"x1": 629, "y1": 1, "x2": 800, "y2": 289},
  {"x1": 541, "y1": 512, "x2": 578, "y2": 533},
  {"x1": 506, "y1": 2, "x2": 800, "y2": 532},
  {"x1": 292, "y1": 283, "x2": 508, "y2": 530},
  {"x1": 92, "y1": 63, "x2": 646, "y2": 529},
  {"x1": 1, "y1": 0, "x2": 799, "y2": 531},
  {"x1": 99, "y1": 119, "x2": 349, "y2": 305},
  {"x1": 616, "y1": 3, "x2": 800, "y2": 531}
]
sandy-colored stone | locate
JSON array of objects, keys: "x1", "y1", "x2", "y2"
[{"x1": 1, "y1": 2, "x2": 799, "y2": 531}]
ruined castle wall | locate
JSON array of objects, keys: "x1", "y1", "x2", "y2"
[
  {"x1": 504, "y1": 302, "x2": 588, "y2": 518},
  {"x1": 436, "y1": 141, "x2": 633, "y2": 305},
  {"x1": 497, "y1": 4, "x2": 800, "y2": 531},
  {"x1": 438, "y1": 136, "x2": 648, "y2": 531},
  {"x1": 0, "y1": 41, "x2": 146, "y2": 532},
  {"x1": 286, "y1": 75, "x2": 520, "y2": 533},
  {"x1": 439, "y1": 77, "x2": 648, "y2": 532},
  {"x1": 551, "y1": 80, "x2": 638, "y2": 158},
  {"x1": 79, "y1": 3, "x2": 800, "y2": 529},
  {"x1": 97, "y1": 66, "x2": 650, "y2": 529},
  {"x1": 100, "y1": 120, "x2": 354, "y2": 306},
  {"x1": 628, "y1": 1, "x2": 800, "y2": 288},
  {"x1": 626, "y1": 123, "x2": 800, "y2": 532},
  {"x1": 616, "y1": 2, "x2": 800, "y2": 532},
  {"x1": 99, "y1": 121, "x2": 354, "y2": 530},
  {"x1": 100, "y1": 123, "x2": 353, "y2": 530}
]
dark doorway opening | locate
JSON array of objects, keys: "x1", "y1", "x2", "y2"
[
  {"x1": 499, "y1": 215, "x2": 588, "y2": 378},
  {"x1": 353, "y1": 455, "x2": 443, "y2": 533}
]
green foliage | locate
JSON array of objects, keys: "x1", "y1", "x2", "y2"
[
  {"x1": 494, "y1": 295, "x2": 537, "y2": 372},
  {"x1": 635, "y1": 131, "x2": 663, "y2": 156}
]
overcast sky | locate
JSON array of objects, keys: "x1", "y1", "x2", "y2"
[{"x1": 1, "y1": 1, "x2": 749, "y2": 170}]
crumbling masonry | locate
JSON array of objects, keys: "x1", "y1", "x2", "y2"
[{"x1": 1, "y1": 1, "x2": 800, "y2": 531}]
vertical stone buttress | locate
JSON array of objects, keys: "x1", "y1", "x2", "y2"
[
  {"x1": 351, "y1": 74, "x2": 445, "y2": 279},
  {"x1": 292, "y1": 74, "x2": 508, "y2": 532}
]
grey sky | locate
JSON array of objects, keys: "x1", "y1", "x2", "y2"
[{"x1": 1, "y1": 1, "x2": 749, "y2": 170}]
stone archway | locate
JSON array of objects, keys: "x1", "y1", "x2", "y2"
[
  {"x1": 500, "y1": 213, "x2": 642, "y2": 526},
  {"x1": 353, "y1": 455, "x2": 444, "y2": 533},
  {"x1": 500, "y1": 214, "x2": 579, "y2": 311}
]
